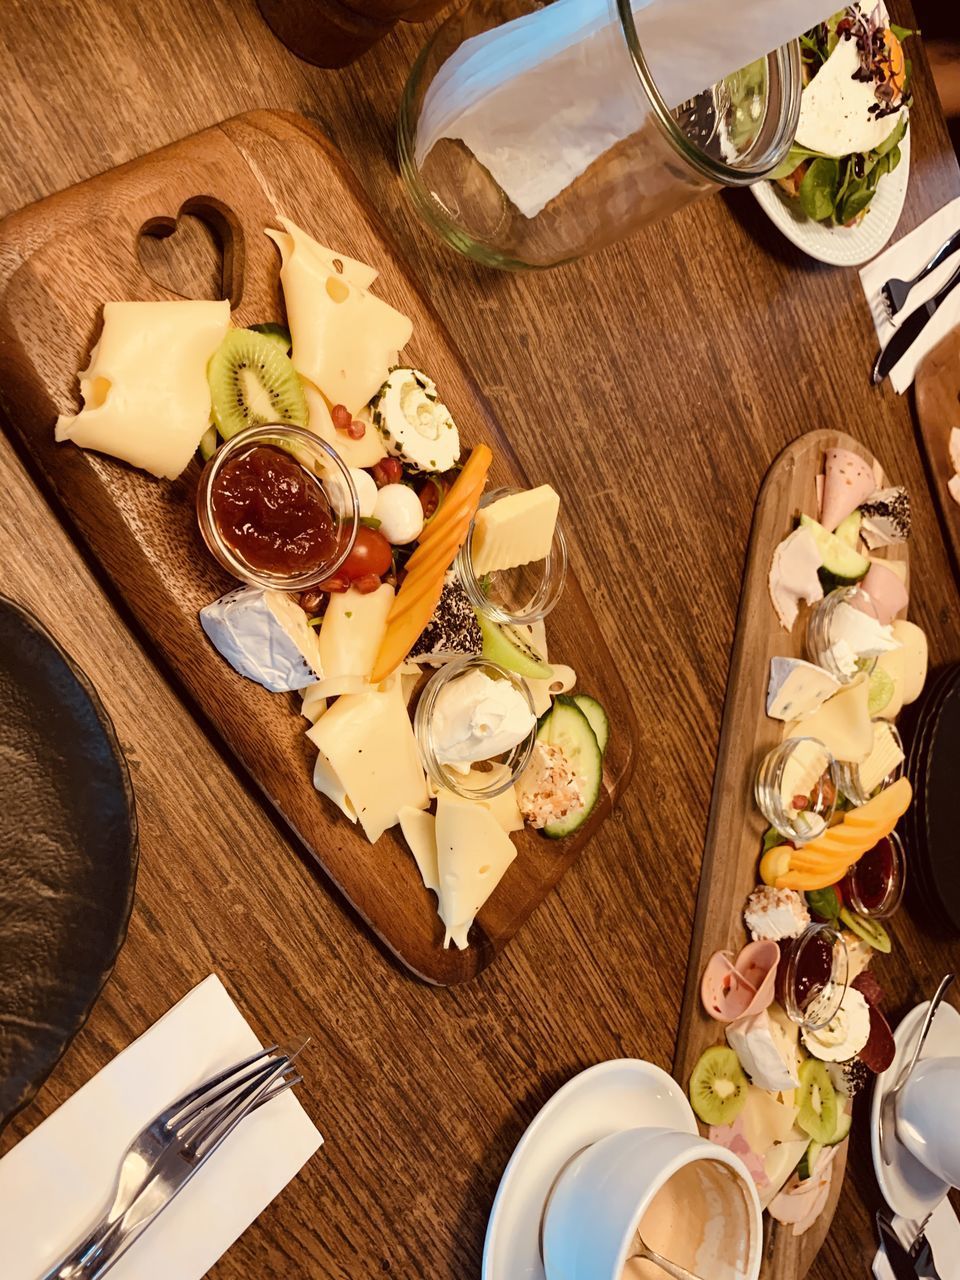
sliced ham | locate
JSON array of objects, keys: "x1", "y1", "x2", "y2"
[
  {"x1": 792, "y1": 1169, "x2": 833, "y2": 1236},
  {"x1": 820, "y1": 448, "x2": 876, "y2": 532},
  {"x1": 700, "y1": 940, "x2": 779, "y2": 1022},
  {"x1": 768, "y1": 1146, "x2": 836, "y2": 1227},
  {"x1": 860, "y1": 560, "x2": 909, "y2": 626},
  {"x1": 769, "y1": 527, "x2": 823, "y2": 631}
]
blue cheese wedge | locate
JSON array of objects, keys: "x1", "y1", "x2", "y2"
[
  {"x1": 370, "y1": 367, "x2": 460, "y2": 473},
  {"x1": 766, "y1": 658, "x2": 841, "y2": 721},
  {"x1": 199, "y1": 587, "x2": 323, "y2": 692}
]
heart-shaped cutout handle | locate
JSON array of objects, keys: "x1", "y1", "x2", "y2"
[{"x1": 137, "y1": 198, "x2": 244, "y2": 308}]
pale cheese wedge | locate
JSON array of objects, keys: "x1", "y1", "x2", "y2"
[
  {"x1": 307, "y1": 680, "x2": 428, "y2": 842},
  {"x1": 56, "y1": 299, "x2": 229, "y2": 479},
  {"x1": 399, "y1": 806, "x2": 440, "y2": 896},
  {"x1": 435, "y1": 789, "x2": 517, "y2": 949},
  {"x1": 785, "y1": 673, "x2": 873, "y2": 765},
  {"x1": 266, "y1": 217, "x2": 379, "y2": 291},
  {"x1": 892, "y1": 619, "x2": 928, "y2": 704},
  {"x1": 442, "y1": 768, "x2": 524, "y2": 834},
  {"x1": 319, "y1": 584, "x2": 394, "y2": 681},
  {"x1": 303, "y1": 381, "x2": 387, "y2": 469}
]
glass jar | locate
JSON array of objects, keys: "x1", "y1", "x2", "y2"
[
  {"x1": 776, "y1": 924, "x2": 848, "y2": 1030},
  {"x1": 805, "y1": 586, "x2": 882, "y2": 684},
  {"x1": 398, "y1": 0, "x2": 802, "y2": 268},
  {"x1": 456, "y1": 487, "x2": 567, "y2": 625},
  {"x1": 414, "y1": 655, "x2": 537, "y2": 797},
  {"x1": 840, "y1": 833, "x2": 906, "y2": 919},
  {"x1": 196, "y1": 424, "x2": 358, "y2": 591},
  {"x1": 837, "y1": 724, "x2": 905, "y2": 805},
  {"x1": 755, "y1": 737, "x2": 838, "y2": 845}
]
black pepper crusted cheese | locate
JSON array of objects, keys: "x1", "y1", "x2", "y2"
[
  {"x1": 408, "y1": 578, "x2": 482, "y2": 661},
  {"x1": 860, "y1": 486, "x2": 911, "y2": 546}
]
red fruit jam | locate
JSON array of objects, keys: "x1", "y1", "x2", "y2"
[
  {"x1": 842, "y1": 835, "x2": 903, "y2": 918},
  {"x1": 776, "y1": 929, "x2": 834, "y2": 1014}
]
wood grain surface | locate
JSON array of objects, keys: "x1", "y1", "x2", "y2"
[
  {"x1": 0, "y1": 109, "x2": 635, "y2": 986},
  {"x1": 673, "y1": 430, "x2": 908, "y2": 1278},
  {"x1": 915, "y1": 325, "x2": 960, "y2": 585},
  {"x1": 0, "y1": 1, "x2": 957, "y2": 1277}
]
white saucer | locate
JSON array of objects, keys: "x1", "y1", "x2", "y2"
[
  {"x1": 871, "y1": 1000, "x2": 960, "y2": 1220},
  {"x1": 482, "y1": 1059, "x2": 696, "y2": 1280},
  {"x1": 751, "y1": 123, "x2": 910, "y2": 267}
]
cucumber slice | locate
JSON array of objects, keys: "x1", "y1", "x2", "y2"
[
  {"x1": 198, "y1": 425, "x2": 219, "y2": 462},
  {"x1": 537, "y1": 696, "x2": 602, "y2": 839},
  {"x1": 834, "y1": 510, "x2": 862, "y2": 550},
  {"x1": 797, "y1": 1140, "x2": 823, "y2": 1181},
  {"x1": 827, "y1": 1107, "x2": 852, "y2": 1146},
  {"x1": 572, "y1": 694, "x2": 609, "y2": 755},
  {"x1": 799, "y1": 514, "x2": 870, "y2": 587}
]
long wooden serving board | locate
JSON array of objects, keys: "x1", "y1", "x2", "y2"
[
  {"x1": 0, "y1": 110, "x2": 636, "y2": 985},
  {"x1": 672, "y1": 431, "x2": 908, "y2": 1279},
  {"x1": 915, "y1": 325, "x2": 960, "y2": 587}
]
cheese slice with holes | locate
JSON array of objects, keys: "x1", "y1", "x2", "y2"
[
  {"x1": 306, "y1": 680, "x2": 428, "y2": 841},
  {"x1": 55, "y1": 299, "x2": 229, "y2": 478},
  {"x1": 447, "y1": 765, "x2": 524, "y2": 834},
  {"x1": 399, "y1": 806, "x2": 440, "y2": 895},
  {"x1": 266, "y1": 217, "x2": 379, "y2": 293},
  {"x1": 435, "y1": 789, "x2": 517, "y2": 949},
  {"x1": 304, "y1": 383, "x2": 387, "y2": 469}
]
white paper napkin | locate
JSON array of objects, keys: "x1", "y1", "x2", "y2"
[
  {"x1": 860, "y1": 196, "x2": 960, "y2": 394},
  {"x1": 0, "y1": 974, "x2": 322, "y2": 1280},
  {"x1": 873, "y1": 1199, "x2": 960, "y2": 1279}
]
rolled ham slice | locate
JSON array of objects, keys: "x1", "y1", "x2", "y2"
[
  {"x1": 700, "y1": 940, "x2": 779, "y2": 1022},
  {"x1": 820, "y1": 448, "x2": 876, "y2": 533},
  {"x1": 860, "y1": 560, "x2": 909, "y2": 626}
]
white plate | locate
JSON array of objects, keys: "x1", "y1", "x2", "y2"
[
  {"x1": 751, "y1": 124, "x2": 910, "y2": 267},
  {"x1": 871, "y1": 999, "x2": 960, "y2": 1220},
  {"x1": 482, "y1": 1059, "x2": 696, "y2": 1280}
]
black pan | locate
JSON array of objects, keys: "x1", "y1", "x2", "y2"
[{"x1": 0, "y1": 597, "x2": 137, "y2": 1130}]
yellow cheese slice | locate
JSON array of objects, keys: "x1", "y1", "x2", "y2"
[
  {"x1": 892, "y1": 619, "x2": 928, "y2": 704},
  {"x1": 311, "y1": 743, "x2": 357, "y2": 823},
  {"x1": 739, "y1": 1086, "x2": 799, "y2": 1157},
  {"x1": 307, "y1": 681, "x2": 428, "y2": 841},
  {"x1": 858, "y1": 722, "x2": 904, "y2": 796},
  {"x1": 784, "y1": 673, "x2": 873, "y2": 764},
  {"x1": 760, "y1": 1137, "x2": 810, "y2": 1209},
  {"x1": 304, "y1": 382, "x2": 387, "y2": 469},
  {"x1": 525, "y1": 663, "x2": 577, "y2": 718},
  {"x1": 471, "y1": 485, "x2": 560, "y2": 577},
  {"x1": 437, "y1": 770, "x2": 524, "y2": 834},
  {"x1": 266, "y1": 217, "x2": 379, "y2": 291},
  {"x1": 55, "y1": 299, "x2": 230, "y2": 479},
  {"x1": 399, "y1": 806, "x2": 440, "y2": 896},
  {"x1": 301, "y1": 685, "x2": 327, "y2": 724},
  {"x1": 319, "y1": 584, "x2": 394, "y2": 680},
  {"x1": 435, "y1": 790, "x2": 517, "y2": 949}
]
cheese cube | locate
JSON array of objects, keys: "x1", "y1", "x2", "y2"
[
  {"x1": 766, "y1": 658, "x2": 841, "y2": 721},
  {"x1": 471, "y1": 485, "x2": 560, "y2": 577},
  {"x1": 200, "y1": 587, "x2": 323, "y2": 692},
  {"x1": 435, "y1": 790, "x2": 517, "y2": 949}
]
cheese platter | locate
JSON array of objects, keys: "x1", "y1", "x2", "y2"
[
  {"x1": 0, "y1": 110, "x2": 636, "y2": 985},
  {"x1": 673, "y1": 430, "x2": 925, "y2": 1278}
]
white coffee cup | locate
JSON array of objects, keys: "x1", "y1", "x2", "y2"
[
  {"x1": 541, "y1": 1127, "x2": 762, "y2": 1280},
  {"x1": 896, "y1": 1056, "x2": 960, "y2": 1186}
]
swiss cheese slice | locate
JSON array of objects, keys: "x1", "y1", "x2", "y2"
[
  {"x1": 471, "y1": 485, "x2": 560, "y2": 577},
  {"x1": 319, "y1": 584, "x2": 394, "y2": 681},
  {"x1": 266, "y1": 217, "x2": 379, "y2": 292},
  {"x1": 307, "y1": 680, "x2": 428, "y2": 841},
  {"x1": 399, "y1": 806, "x2": 440, "y2": 896},
  {"x1": 785, "y1": 674, "x2": 873, "y2": 764},
  {"x1": 435, "y1": 789, "x2": 517, "y2": 949},
  {"x1": 304, "y1": 383, "x2": 387, "y2": 469},
  {"x1": 56, "y1": 299, "x2": 230, "y2": 479},
  {"x1": 442, "y1": 768, "x2": 524, "y2": 834}
]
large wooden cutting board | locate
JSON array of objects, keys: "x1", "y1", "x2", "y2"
[
  {"x1": 672, "y1": 431, "x2": 909, "y2": 1279},
  {"x1": 0, "y1": 110, "x2": 636, "y2": 985},
  {"x1": 915, "y1": 325, "x2": 960, "y2": 587}
]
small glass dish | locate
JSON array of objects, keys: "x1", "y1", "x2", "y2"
[
  {"x1": 840, "y1": 832, "x2": 906, "y2": 919},
  {"x1": 196, "y1": 423, "x2": 358, "y2": 591},
  {"x1": 455, "y1": 487, "x2": 567, "y2": 626},
  {"x1": 776, "y1": 924, "x2": 849, "y2": 1030},
  {"x1": 755, "y1": 737, "x2": 837, "y2": 845},
  {"x1": 837, "y1": 723, "x2": 905, "y2": 805},
  {"x1": 805, "y1": 585, "x2": 881, "y2": 684},
  {"x1": 414, "y1": 654, "x2": 537, "y2": 799}
]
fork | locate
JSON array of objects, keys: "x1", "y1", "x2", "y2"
[
  {"x1": 881, "y1": 227, "x2": 960, "y2": 317},
  {"x1": 42, "y1": 1040, "x2": 306, "y2": 1279}
]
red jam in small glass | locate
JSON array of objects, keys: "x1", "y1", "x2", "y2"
[
  {"x1": 775, "y1": 923, "x2": 847, "y2": 1028},
  {"x1": 210, "y1": 444, "x2": 337, "y2": 577},
  {"x1": 841, "y1": 834, "x2": 905, "y2": 919}
]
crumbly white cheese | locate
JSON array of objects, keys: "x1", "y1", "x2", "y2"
[
  {"x1": 744, "y1": 886, "x2": 810, "y2": 943},
  {"x1": 371, "y1": 367, "x2": 460, "y2": 473},
  {"x1": 516, "y1": 741, "x2": 582, "y2": 829}
]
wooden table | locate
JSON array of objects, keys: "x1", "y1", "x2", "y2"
[{"x1": 0, "y1": 3, "x2": 957, "y2": 1276}]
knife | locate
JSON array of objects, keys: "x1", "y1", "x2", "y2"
[{"x1": 872, "y1": 259, "x2": 960, "y2": 384}]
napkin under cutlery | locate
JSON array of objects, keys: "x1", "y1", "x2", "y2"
[
  {"x1": 873, "y1": 1200, "x2": 960, "y2": 1280},
  {"x1": 860, "y1": 196, "x2": 960, "y2": 394},
  {"x1": 0, "y1": 974, "x2": 322, "y2": 1280}
]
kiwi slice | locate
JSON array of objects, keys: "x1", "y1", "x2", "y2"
[
  {"x1": 198, "y1": 425, "x2": 219, "y2": 462},
  {"x1": 839, "y1": 907, "x2": 891, "y2": 953},
  {"x1": 208, "y1": 329, "x2": 307, "y2": 440},
  {"x1": 797, "y1": 1058, "x2": 839, "y2": 1144},
  {"x1": 249, "y1": 322, "x2": 292, "y2": 355},
  {"x1": 689, "y1": 1046, "x2": 748, "y2": 1127},
  {"x1": 475, "y1": 611, "x2": 553, "y2": 680}
]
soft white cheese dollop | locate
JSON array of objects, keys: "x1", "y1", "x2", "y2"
[
  {"x1": 801, "y1": 984, "x2": 871, "y2": 1062},
  {"x1": 432, "y1": 669, "x2": 535, "y2": 770}
]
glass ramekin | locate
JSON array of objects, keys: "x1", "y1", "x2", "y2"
[
  {"x1": 755, "y1": 737, "x2": 838, "y2": 845},
  {"x1": 455, "y1": 487, "x2": 567, "y2": 626},
  {"x1": 805, "y1": 585, "x2": 881, "y2": 684},
  {"x1": 196, "y1": 423, "x2": 359, "y2": 591},
  {"x1": 837, "y1": 723, "x2": 905, "y2": 806},
  {"x1": 840, "y1": 831, "x2": 906, "y2": 919},
  {"x1": 414, "y1": 654, "x2": 537, "y2": 799},
  {"x1": 776, "y1": 924, "x2": 849, "y2": 1030}
]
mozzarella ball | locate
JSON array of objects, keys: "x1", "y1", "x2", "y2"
[
  {"x1": 374, "y1": 483, "x2": 424, "y2": 545},
  {"x1": 324, "y1": 467, "x2": 378, "y2": 519}
]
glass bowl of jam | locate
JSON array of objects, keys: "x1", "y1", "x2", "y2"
[
  {"x1": 840, "y1": 832, "x2": 906, "y2": 919},
  {"x1": 197, "y1": 424, "x2": 359, "y2": 590},
  {"x1": 775, "y1": 923, "x2": 848, "y2": 1030}
]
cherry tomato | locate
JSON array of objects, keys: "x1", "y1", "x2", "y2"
[{"x1": 341, "y1": 526, "x2": 392, "y2": 580}]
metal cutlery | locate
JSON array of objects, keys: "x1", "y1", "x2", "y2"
[
  {"x1": 881, "y1": 227, "x2": 960, "y2": 317},
  {"x1": 41, "y1": 1040, "x2": 306, "y2": 1279},
  {"x1": 626, "y1": 1233, "x2": 706, "y2": 1280},
  {"x1": 877, "y1": 1206, "x2": 943, "y2": 1280},
  {"x1": 872, "y1": 263, "x2": 960, "y2": 383},
  {"x1": 879, "y1": 974, "x2": 955, "y2": 1166}
]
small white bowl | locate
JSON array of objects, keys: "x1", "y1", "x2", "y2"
[{"x1": 541, "y1": 1127, "x2": 762, "y2": 1280}]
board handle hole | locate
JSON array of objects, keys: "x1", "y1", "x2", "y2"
[{"x1": 137, "y1": 198, "x2": 244, "y2": 309}]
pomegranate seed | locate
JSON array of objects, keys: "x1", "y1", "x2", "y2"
[
  {"x1": 346, "y1": 418, "x2": 366, "y2": 440},
  {"x1": 372, "y1": 458, "x2": 403, "y2": 488},
  {"x1": 353, "y1": 573, "x2": 382, "y2": 595},
  {"x1": 331, "y1": 404, "x2": 352, "y2": 431},
  {"x1": 316, "y1": 575, "x2": 350, "y2": 594}
]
